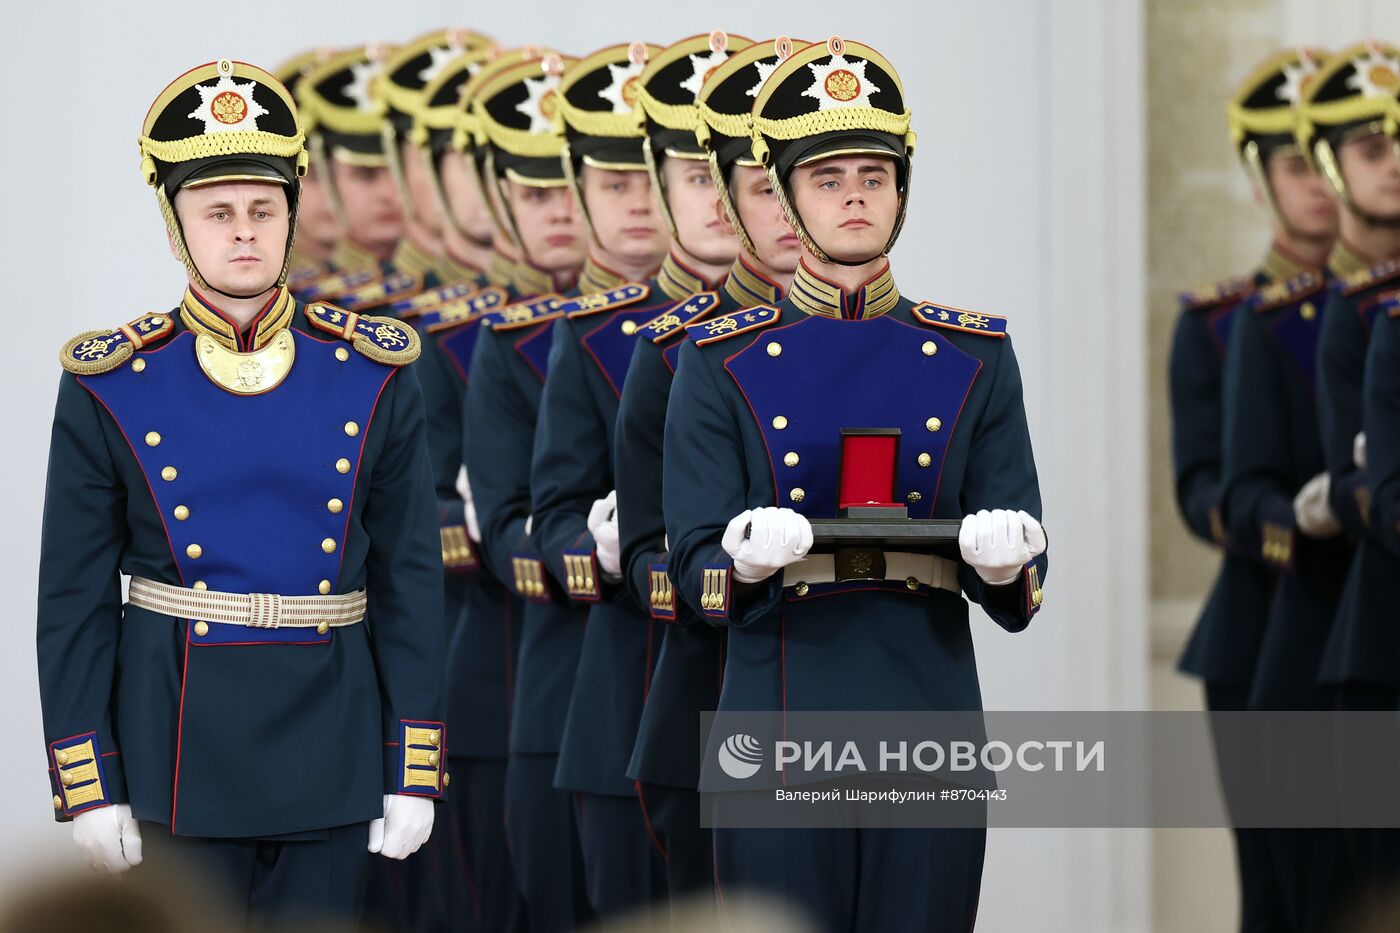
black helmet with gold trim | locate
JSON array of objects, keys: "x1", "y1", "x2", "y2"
[
  {"x1": 274, "y1": 47, "x2": 339, "y2": 104},
  {"x1": 557, "y1": 41, "x2": 663, "y2": 234},
  {"x1": 302, "y1": 44, "x2": 396, "y2": 169},
  {"x1": 636, "y1": 31, "x2": 752, "y2": 240},
  {"x1": 749, "y1": 36, "x2": 914, "y2": 265},
  {"x1": 696, "y1": 37, "x2": 806, "y2": 258},
  {"x1": 138, "y1": 58, "x2": 306, "y2": 292},
  {"x1": 376, "y1": 29, "x2": 494, "y2": 219},
  {"x1": 1297, "y1": 40, "x2": 1400, "y2": 200}
]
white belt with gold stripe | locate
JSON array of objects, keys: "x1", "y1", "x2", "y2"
[
  {"x1": 782, "y1": 551, "x2": 961, "y2": 594},
  {"x1": 128, "y1": 577, "x2": 366, "y2": 630}
]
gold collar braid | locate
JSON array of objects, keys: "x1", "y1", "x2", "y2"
[
  {"x1": 180, "y1": 286, "x2": 295, "y2": 352},
  {"x1": 331, "y1": 240, "x2": 382, "y2": 275},
  {"x1": 1261, "y1": 242, "x2": 1311, "y2": 283},
  {"x1": 487, "y1": 254, "x2": 518, "y2": 287},
  {"x1": 391, "y1": 238, "x2": 438, "y2": 279},
  {"x1": 723, "y1": 255, "x2": 785, "y2": 307},
  {"x1": 511, "y1": 261, "x2": 556, "y2": 298},
  {"x1": 789, "y1": 260, "x2": 899, "y2": 320},
  {"x1": 578, "y1": 256, "x2": 629, "y2": 295},
  {"x1": 1328, "y1": 239, "x2": 1374, "y2": 280},
  {"x1": 656, "y1": 251, "x2": 711, "y2": 301}
]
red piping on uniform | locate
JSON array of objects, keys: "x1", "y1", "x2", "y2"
[
  {"x1": 502, "y1": 598, "x2": 515, "y2": 731},
  {"x1": 713, "y1": 844, "x2": 731, "y2": 927},
  {"x1": 929, "y1": 354, "x2": 982, "y2": 516},
  {"x1": 636, "y1": 780, "x2": 668, "y2": 863},
  {"x1": 170, "y1": 626, "x2": 192, "y2": 830},
  {"x1": 642, "y1": 618, "x2": 655, "y2": 699},
  {"x1": 334, "y1": 366, "x2": 397, "y2": 586}
]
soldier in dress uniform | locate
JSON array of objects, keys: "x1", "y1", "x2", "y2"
[
  {"x1": 1304, "y1": 41, "x2": 1400, "y2": 918},
  {"x1": 1171, "y1": 47, "x2": 1336, "y2": 933},
  {"x1": 296, "y1": 44, "x2": 406, "y2": 295},
  {"x1": 453, "y1": 50, "x2": 597, "y2": 933},
  {"x1": 532, "y1": 38, "x2": 757, "y2": 918},
  {"x1": 1217, "y1": 43, "x2": 1398, "y2": 933},
  {"x1": 614, "y1": 30, "x2": 791, "y2": 909},
  {"x1": 274, "y1": 48, "x2": 342, "y2": 282},
  {"x1": 36, "y1": 59, "x2": 444, "y2": 928},
  {"x1": 661, "y1": 37, "x2": 1048, "y2": 931}
]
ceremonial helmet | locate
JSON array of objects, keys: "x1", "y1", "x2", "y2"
[
  {"x1": 375, "y1": 28, "x2": 494, "y2": 222},
  {"x1": 475, "y1": 50, "x2": 578, "y2": 251},
  {"x1": 1296, "y1": 40, "x2": 1400, "y2": 202},
  {"x1": 555, "y1": 41, "x2": 663, "y2": 237},
  {"x1": 1227, "y1": 47, "x2": 1328, "y2": 226},
  {"x1": 299, "y1": 43, "x2": 396, "y2": 220},
  {"x1": 696, "y1": 37, "x2": 806, "y2": 258},
  {"x1": 138, "y1": 59, "x2": 307, "y2": 293},
  {"x1": 410, "y1": 42, "x2": 501, "y2": 242},
  {"x1": 635, "y1": 31, "x2": 752, "y2": 240},
  {"x1": 749, "y1": 36, "x2": 914, "y2": 265}
]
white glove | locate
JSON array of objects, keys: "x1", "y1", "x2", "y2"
[
  {"x1": 959, "y1": 509, "x2": 1047, "y2": 586},
  {"x1": 456, "y1": 466, "x2": 480, "y2": 543},
  {"x1": 72, "y1": 803, "x2": 142, "y2": 873},
  {"x1": 587, "y1": 491, "x2": 622, "y2": 581},
  {"x1": 721, "y1": 507, "x2": 813, "y2": 584},
  {"x1": 368, "y1": 794, "x2": 435, "y2": 860},
  {"x1": 1354, "y1": 432, "x2": 1367, "y2": 471},
  {"x1": 1293, "y1": 471, "x2": 1341, "y2": 538}
]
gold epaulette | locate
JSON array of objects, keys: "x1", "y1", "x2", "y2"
[
  {"x1": 1252, "y1": 271, "x2": 1323, "y2": 313},
  {"x1": 304, "y1": 303, "x2": 420, "y2": 366},
  {"x1": 1178, "y1": 275, "x2": 1254, "y2": 311},
  {"x1": 911, "y1": 302, "x2": 1009, "y2": 338},
  {"x1": 640, "y1": 291, "x2": 720, "y2": 343},
  {"x1": 1341, "y1": 258, "x2": 1400, "y2": 296},
  {"x1": 60, "y1": 311, "x2": 175, "y2": 375},
  {"x1": 687, "y1": 304, "x2": 780, "y2": 346},
  {"x1": 491, "y1": 295, "x2": 567, "y2": 332},
  {"x1": 561, "y1": 283, "x2": 651, "y2": 319}
]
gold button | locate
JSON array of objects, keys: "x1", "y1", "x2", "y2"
[
  {"x1": 336, "y1": 458, "x2": 351, "y2": 474},
  {"x1": 344, "y1": 422, "x2": 360, "y2": 437},
  {"x1": 61, "y1": 772, "x2": 73, "y2": 786},
  {"x1": 917, "y1": 453, "x2": 932, "y2": 468},
  {"x1": 784, "y1": 452, "x2": 799, "y2": 467},
  {"x1": 906, "y1": 491, "x2": 922, "y2": 503},
  {"x1": 150, "y1": 316, "x2": 165, "y2": 327},
  {"x1": 162, "y1": 466, "x2": 178, "y2": 481},
  {"x1": 193, "y1": 581, "x2": 207, "y2": 591},
  {"x1": 335, "y1": 347, "x2": 350, "y2": 362},
  {"x1": 767, "y1": 341, "x2": 782, "y2": 357},
  {"x1": 621, "y1": 320, "x2": 638, "y2": 335},
  {"x1": 327, "y1": 498, "x2": 344, "y2": 514},
  {"x1": 56, "y1": 750, "x2": 69, "y2": 766},
  {"x1": 444, "y1": 772, "x2": 451, "y2": 787},
  {"x1": 429, "y1": 751, "x2": 441, "y2": 766},
  {"x1": 790, "y1": 487, "x2": 805, "y2": 503},
  {"x1": 52, "y1": 795, "x2": 62, "y2": 810},
  {"x1": 772, "y1": 415, "x2": 788, "y2": 430},
  {"x1": 1301, "y1": 301, "x2": 1316, "y2": 320},
  {"x1": 193, "y1": 621, "x2": 209, "y2": 637},
  {"x1": 186, "y1": 543, "x2": 203, "y2": 559},
  {"x1": 921, "y1": 340, "x2": 937, "y2": 356},
  {"x1": 317, "y1": 621, "x2": 330, "y2": 635},
  {"x1": 319, "y1": 579, "x2": 332, "y2": 595},
  {"x1": 174, "y1": 505, "x2": 190, "y2": 521},
  {"x1": 906, "y1": 576, "x2": 920, "y2": 591},
  {"x1": 145, "y1": 431, "x2": 161, "y2": 447},
  {"x1": 794, "y1": 581, "x2": 809, "y2": 597},
  {"x1": 926, "y1": 417, "x2": 942, "y2": 432},
  {"x1": 428, "y1": 730, "x2": 441, "y2": 747},
  {"x1": 321, "y1": 538, "x2": 337, "y2": 554},
  {"x1": 131, "y1": 358, "x2": 147, "y2": 373}
]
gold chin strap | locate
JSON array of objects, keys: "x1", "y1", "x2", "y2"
[
  {"x1": 765, "y1": 160, "x2": 912, "y2": 268},
  {"x1": 1313, "y1": 138, "x2": 1350, "y2": 202},
  {"x1": 381, "y1": 123, "x2": 416, "y2": 225},
  {"x1": 427, "y1": 143, "x2": 489, "y2": 247},
  {"x1": 642, "y1": 136, "x2": 680, "y2": 242},
  {"x1": 155, "y1": 185, "x2": 299, "y2": 293},
  {"x1": 311, "y1": 135, "x2": 349, "y2": 229},
  {"x1": 708, "y1": 150, "x2": 759, "y2": 261},
  {"x1": 480, "y1": 149, "x2": 518, "y2": 246},
  {"x1": 560, "y1": 142, "x2": 599, "y2": 242}
]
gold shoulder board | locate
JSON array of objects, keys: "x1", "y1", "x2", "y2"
[
  {"x1": 911, "y1": 302, "x2": 1009, "y2": 338},
  {"x1": 60, "y1": 311, "x2": 174, "y2": 375},
  {"x1": 304, "y1": 303, "x2": 420, "y2": 366}
]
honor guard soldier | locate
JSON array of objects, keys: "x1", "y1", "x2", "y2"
[
  {"x1": 36, "y1": 60, "x2": 444, "y2": 927},
  {"x1": 1171, "y1": 47, "x2": 1336, "y2": 933},
  {"x1": 1218, "y1": 43, "x2": 1393, "y2": 933},
  {"x1": 298, "y1": 45, "x2": 405, "y2": 287},
  {"x1": 456, "y1": 50, "x2": 598, "y2": 933},
  {"x1": 274, "y1": 48, "x2": 342, "y2": 281},
  {"x1": 1304, "y1": 40, "x2": 1400, "y2": 917},
  {"x1": 614, "y1": 29, "x2": 769, "y2": 906},
  {"x1": 662, "y1": 38, "x2": 1048, "y2": 930},
  {"x1": 535, "y1": 38, "x2": 748, "y2": 917}
]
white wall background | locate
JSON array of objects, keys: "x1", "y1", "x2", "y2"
[{"x1": 0, "y1": 1, "x2": 1149, "y2": 929}]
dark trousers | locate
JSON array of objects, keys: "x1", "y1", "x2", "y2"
[
  {"x1": 1331, "y1": 683, "x2": 1400, "y2": 928},
  {"x1": 439, "y1": 757, "x2": 526, "y2": 933},
  {"x1": 637, "y1": 781, "x2": 714, "y2": 909},
  {"x1": 573, "y1": 789, "x2": 667, "y2": 919},
  {"x1": 1206, "y1": 682, "x2": 1289, "y2": 933},
  {"x1": 713, "y1": 825, "x2": 984, "y2": 933},
  {"x1": 141, "y1": 820, "x2": 371, "y2": 931},
  {"x1": 504, "y1": 752, "x2": 594, "y2": 933}
]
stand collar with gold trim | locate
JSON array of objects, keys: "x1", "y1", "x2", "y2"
[
  {"x1": 180, "y1": 286, "x2": 295, "y2": 353},
  {"x1": 789, "y1": 260, "x2": 900, "y2": 320},
  {"x1": 487, "y1": 253, "x2": 517, "y2": 287},
  {"x1": 656, "y1": 250, "x2": 725, "y2": 302},
  {"x1": 1261, "y1": 241, "x2": 1316, "y2": 283},
  {"x1": 1327, "y1": 239, "x2": 1375, "y2": 280},
  {"x1": 578, "y1": 256, "x2": 630, "y2": 296},
  {"x1": 330, "y1": 240, "x2": 382, "y2": 275},
  {"x1": 723, "y1": 254, "x2": 786, "y2": 307},
  {"x1": 390, "y1": 238, "x2": 439, "y2": 279}
]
